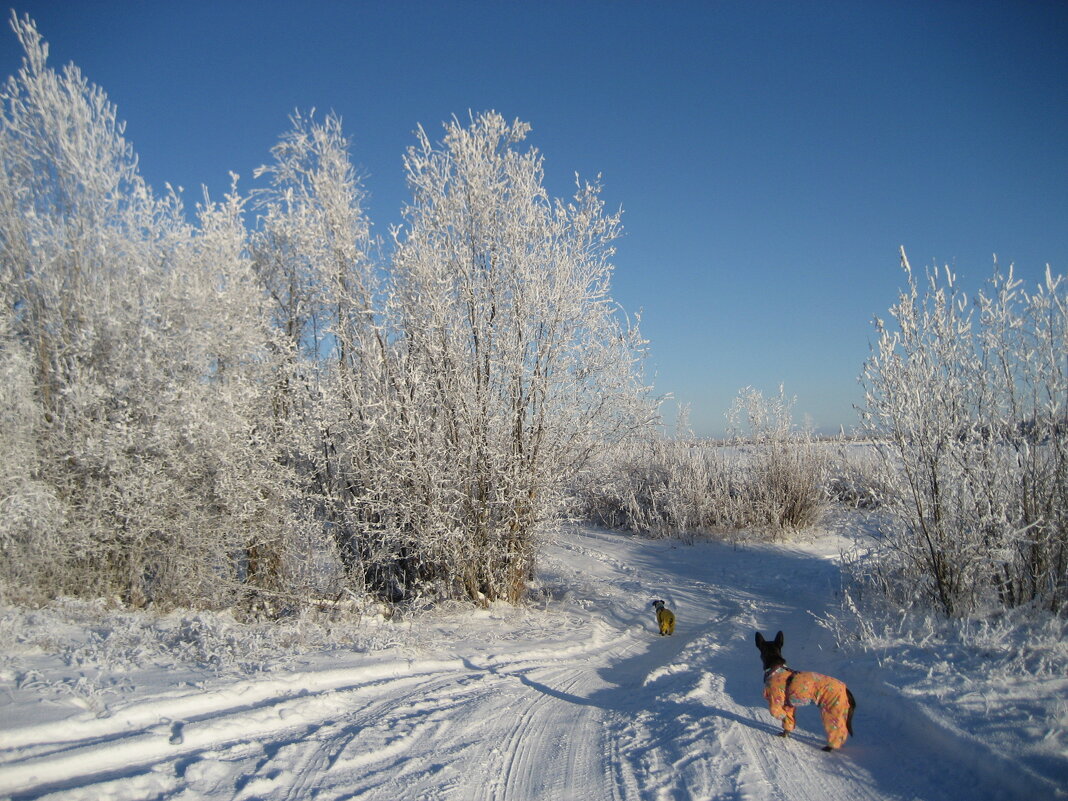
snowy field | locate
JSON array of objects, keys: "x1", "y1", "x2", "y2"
[{"x1": 1, "y1": 523, "x2": 1066, "y2": 801}]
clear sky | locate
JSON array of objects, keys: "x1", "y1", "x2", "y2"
[{"x1": 3, "y1": 1, "x2": 1066, "y2": 437}]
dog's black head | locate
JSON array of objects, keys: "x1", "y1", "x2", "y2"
[
  {"x1": 651, "y1": 599, "x2": 665, "y2": 610},
  {"x1": 754, "y1": 631, "x2": 786, "y2": 673}
]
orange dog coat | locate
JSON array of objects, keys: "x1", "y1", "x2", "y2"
[{"x1": 763, "y1": 666, "x2": 852, "y2": 749}]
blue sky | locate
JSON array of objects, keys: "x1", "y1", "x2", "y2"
[{"x1": 3, "y1": 1, "x2": 1066, "y2": 437}]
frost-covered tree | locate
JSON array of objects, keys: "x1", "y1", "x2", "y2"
[
  {"x1": 0, "y1": 15, "x2": 654, "y2": 611},
  {"x1": 384, "y1": 112, "x2": 653, "y2": 603},
  {"x1": 860, "y1": 249, "x2": 1068, "y2": 616},
  {"x1": 0, "y1": 314, "x2": 61, "y2": 598},
  {"x1": 0, "y1": 14, "x2": 290, "y2": 608},
  {"x1": 251, "y1": 111, "x2": 376, "y2": 366},
  {"x1": 250, "y1": 110, "x2": 388, "y2": 596},
  {"x1": 160, "y1": 188, "x2": 311, "y2": 606},
  {"x1": 0, "y1": 11, "x2": 164, "y2": 601}
]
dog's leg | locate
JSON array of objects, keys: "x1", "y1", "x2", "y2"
[
  {"x1": 779, "y1": 707, "x2": 797, "y2": 740},
  {"x1": 820, "y1": 701, "x2": 851, "y2": 750}
]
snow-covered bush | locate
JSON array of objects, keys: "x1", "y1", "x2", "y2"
[
  {"x1": 0, "y1": 15, "x2": 297, "y2": 609},
  {"x1": 0, "y1": 18, "x2": 653, "y2": 612},
  {"x1": 0, "y1": 320, "x2": 65, "y2": 604},
  {"x1": 249, "y1": 109, "x2": 383, "y2": 602},
  {"x1": 824, "y1": 442, "x2": 891, "y2": 510},
  {"x1": 726, "y1": 386, "x2": 830, "y2": 533},
  {"x1": 575, "y1": 435, "x2": 742, "y2": 539},
  {"x1": 577, "y1": 388, "x2": 829, "y2": 539},
  {"x1": 248, "y1": 111, "x2": 654, "y2": 606},
  {"x1": 860, "y1": 249, "x2": 1068, "y2": 616}
]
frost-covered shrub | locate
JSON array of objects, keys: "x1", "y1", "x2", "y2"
[
  {"x1": 0, "y1": 19, "x2": 652, "y2": 612},
  {"x1": 0, "y1": 16, "x2": 300, "y2": 609},
  {"x1": 860, "y1": 250, "x2": 1068, "y2": 616},
  {"x1": 727, "y1": 387, "x2": 830, "y2": 533},
  {"x1": 248, "y1": 112, "x2": 654, "y2": 606},
  {"x1": 577, "y1": 389, "x2": 829, "y2": 540},
  {"x1": 0, "y1": 327, "x2": 66, "y2": 605},
  {"x1": 824, "y1": 442, "x2": 892, "y2": 510},
  {"x1": 576, "y1": 436, "x2": 744, "y2": 539}
]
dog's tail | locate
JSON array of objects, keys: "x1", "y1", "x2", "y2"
[{"x1": 846, "y1": 688, "x2": 856, "y2": 736}]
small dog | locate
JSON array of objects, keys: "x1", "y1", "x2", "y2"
[
  {"x1": 651, "y1": 600, "x2": 675, "y2": 636},
  {"x1": 754, "y1": 631, "x2": 855, "y2": 751}
]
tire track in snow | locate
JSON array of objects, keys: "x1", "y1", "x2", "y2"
[
  {"x1": 0, "y1": 666, "x2": 479, "y2": 799},
  {"x1": 464, "y1": 659, "x2": 618, "y2": 801},
  {"x1": 235, "y1": 670, "x2": 492, "y2": 800},
  {"x1": 483, "y1": 676, "x2": 553, "y2": 800}
]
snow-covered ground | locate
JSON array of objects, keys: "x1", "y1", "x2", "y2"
[{"x1": 1, "y1": 524, "x2": 1065, "y2": 800}]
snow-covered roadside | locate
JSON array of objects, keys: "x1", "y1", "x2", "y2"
[{"x1": 1, "y1": 524, "x2": 1065, "y2": 800}]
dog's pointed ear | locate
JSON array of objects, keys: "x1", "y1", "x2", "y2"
[
  {"x1": 774, "y1": 631, "x2": 784, "y2": 648},
  {"x1": 755, "y1": 632, "x2": 765, "y2": 647}
]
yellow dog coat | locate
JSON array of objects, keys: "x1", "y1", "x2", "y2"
[{"x1": 651, "y1": 600, "x2": 675, "y2": 635}]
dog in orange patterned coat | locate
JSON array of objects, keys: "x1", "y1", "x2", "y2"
[{"x1": 755, "y1": 631, "x2": 856, "y2": 751}]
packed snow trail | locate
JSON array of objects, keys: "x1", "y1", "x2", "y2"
[{"x1": 0, "y1": 527, "x2": 1060, "y2": 800}]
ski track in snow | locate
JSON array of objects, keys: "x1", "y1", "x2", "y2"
[{"x1": 1, "y1": 527, "x2": 1064, "y2": 801}]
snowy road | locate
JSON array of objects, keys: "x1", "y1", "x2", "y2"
[{"x1": 0, "y1": 527, "x2": 1061, "y2": 800}]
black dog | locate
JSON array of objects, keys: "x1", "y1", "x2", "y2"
[{"x1": 755, "y1": 631, "x2": 856, "y2": 751}]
